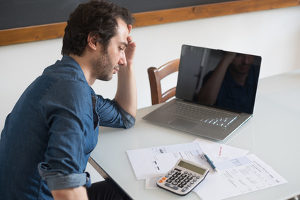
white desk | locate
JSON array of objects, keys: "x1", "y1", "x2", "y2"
[{"x1": 91, "y1": 70, "x2": 300, "y2": 200}]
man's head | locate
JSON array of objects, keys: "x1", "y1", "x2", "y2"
[
  {"x1": 91, "y1": 18, "x2": 132, "y2": 81},
  {"x1": 61, "y1": 1, "x2": 134, "y2": 82},
  {"x1": 61, "y1": 0, "x2": 133, "y2": 57},
  {"x1": 231, "y1": 54, "x2": 255, "y2": 75}
]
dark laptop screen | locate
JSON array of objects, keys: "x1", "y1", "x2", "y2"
[{"x1": 176, "y1": 45, "x2": 261, "y2": 114}]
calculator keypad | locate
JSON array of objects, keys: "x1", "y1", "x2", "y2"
[{"x1": 158, "y1": 168, "x2": 201, "y2": 194}]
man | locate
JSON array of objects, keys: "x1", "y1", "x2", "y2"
[{"x1": 0, "y1": 1, "x2": 136, "y2": 200}]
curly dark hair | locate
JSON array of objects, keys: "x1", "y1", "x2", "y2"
[{"x1": 61, "y1": 0, "x2": 134, "y2": 56}]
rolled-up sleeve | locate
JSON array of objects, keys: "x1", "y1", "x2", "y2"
[
  {"x1": 38, "y1": 81, "x2": 94, "y2": 190},
  {"x1": 96, "y1": 95, "x2": 135, "y2": 129},
  {"x1": 38, "y1": 163, "x2": 91, "y2": 190}
]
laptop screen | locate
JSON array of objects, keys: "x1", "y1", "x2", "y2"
[{"x1": 176, "y1": 45, "x2": 261, "y2": 114}]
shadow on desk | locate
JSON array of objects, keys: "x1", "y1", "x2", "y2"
[
  {"x1": 287, "y1": 195, "x2": 300, "y2": 200},
  {"x1": 89, "y1": 157, "x2": 133, "y2": 200}
]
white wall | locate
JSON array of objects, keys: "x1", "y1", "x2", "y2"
[{"x1": 1, "y1": 6, "x2": 300, "y2": 130}]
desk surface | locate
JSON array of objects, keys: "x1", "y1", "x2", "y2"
[{"x1": 91, "y1": 70, "x2": 300, "y2": 200}]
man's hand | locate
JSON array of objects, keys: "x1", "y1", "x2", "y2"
[
  {"x1": 125, "y1": 36, "x2": 136, "y2": 67},
  {"x1": 223, "y1": 52, "x2": 236, "y2": 66},
  {"x1": 114, "y1": 25, "x2": 137, "y2": 118},
  {"x1": 125, "y1": 25, "x2": 136, "y2": 67}
]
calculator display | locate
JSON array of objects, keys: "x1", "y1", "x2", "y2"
[{"x1": 178, "y1": 160, "x2": 206, "y2": 175}]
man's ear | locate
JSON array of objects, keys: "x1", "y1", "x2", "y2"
[{"x1": 87, "y1": 33, "x2": 98, "y2": 51}]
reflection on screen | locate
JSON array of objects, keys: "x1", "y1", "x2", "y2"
[{"x1": 176, "y1": 45, "x2": 261, "y2": 114}]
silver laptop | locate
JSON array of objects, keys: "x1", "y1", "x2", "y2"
[{"x1": 143, "y1": 44, "x2": 261, "y2": 141}]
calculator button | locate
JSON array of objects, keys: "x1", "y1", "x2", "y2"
[
  {"x1": 166, "y1": 179, "x2": 172, "y2": 183},
  {"x1": 166, "y1": 183, "x2": 178, "y2": 190},
  {"x1": 172, "y1": 181, "x2": 178, "y2": 185},
  {"x1": 159, "y1": 177, "x2": 166, "y2": 183}
]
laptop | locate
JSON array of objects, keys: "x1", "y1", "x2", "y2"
[{"x1": 143, "y1": 44, "x2": 261, "y2": 141}]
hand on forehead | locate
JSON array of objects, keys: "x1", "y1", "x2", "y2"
[{"x1": 127, "y1": 24, "x2": 132, "y2": 33}]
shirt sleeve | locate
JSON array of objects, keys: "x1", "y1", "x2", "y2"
[
  {"x1": 38, "y1": 81, "x2": 93, "y2": 190},
  {"x1": 96, "y1": 95, "x2": 135, "y2": 129}
]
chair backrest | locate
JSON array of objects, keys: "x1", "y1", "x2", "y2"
[{"x1": 147, "y1": 59, "x2": 180, "y2": 105}]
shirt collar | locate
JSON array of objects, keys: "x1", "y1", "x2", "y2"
[
  {"x1": 60, "y1": 55, "x2": 87, "y2": 82},
  {"x1": 51, "y1": 55, "x2": 97, "y2": 97}
]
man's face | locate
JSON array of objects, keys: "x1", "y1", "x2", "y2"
[
  {"x1": 94, "y1": 18, "x2": 129, "y2": 81},
  {"x1": 231, "y1": 54, "x2": 254, "y2": 75}
]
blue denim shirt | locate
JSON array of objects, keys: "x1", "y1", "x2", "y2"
[{"x1": 0, "y1": 56, "x2": 135, "y2": 200}]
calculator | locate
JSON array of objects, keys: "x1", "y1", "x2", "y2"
[{"x1": 156, "y1": 159, "x2": 209, "y2": 196}]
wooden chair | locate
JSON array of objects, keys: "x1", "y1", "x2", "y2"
[{"x1": 147, "y1": 59, "x2": 180, "y2": 105}]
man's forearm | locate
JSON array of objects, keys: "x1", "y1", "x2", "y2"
[
  {"x1": 51, "y1": 186, "x2": 88, "y2": 200},
  {"x1": 115, "y1": 65, "x2": 137, "y2": 117},
  {"x1": 198, "y1": 55, "x2": 233, "y2": 105}
]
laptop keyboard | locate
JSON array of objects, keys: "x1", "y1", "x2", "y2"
[{"x1": 166, "y1": 101, "x2": 238, "y2": 129}]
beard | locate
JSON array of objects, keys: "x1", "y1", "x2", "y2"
[{"x1": 93, "y1": 50, "x2": 117, "y2": 81}]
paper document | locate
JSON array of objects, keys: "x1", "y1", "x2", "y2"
[
  {"x1": 126, "y1": 140, "x2": 286, "y2": 200},
  {"x1": 126, "y1": 142, "x2": 204, "y2": 180},
  {"x1": 145, "y1": 175, "x2": 161, "y2": 189},
  {"x1": 126, "y1": 139, "x2": 248, "y2": 180},
  {"x1": 194, "y1": 154, "x2": 287, "y2": 200},
  {"x1": 194, "y1": 138, "x2": 249, "y2": 162}
]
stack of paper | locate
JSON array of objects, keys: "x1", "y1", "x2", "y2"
[
  {"x1": 126, "y1": 138, "x2": 287, "y2": 200},
  {"x1": 127, "y1": 141, "x2": 204, "y2": 180},
  {"x1": 126, "y1": 138, "x2": 248, "y2": 188},
  {"x1": 195, "y1": 154, "x2": 287, "y2": 199}
]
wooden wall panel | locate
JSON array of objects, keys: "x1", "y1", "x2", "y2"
[{"x1": 0, "y1": 0, "x2": 299, "y2": 46}]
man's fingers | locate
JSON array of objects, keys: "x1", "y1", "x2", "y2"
[
  {"x1": 128, "y1": 24, "x2": 132, "y2": 33},
  {"x1": 127, "y1": 36, "x2": 134, "y2": 45}
]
